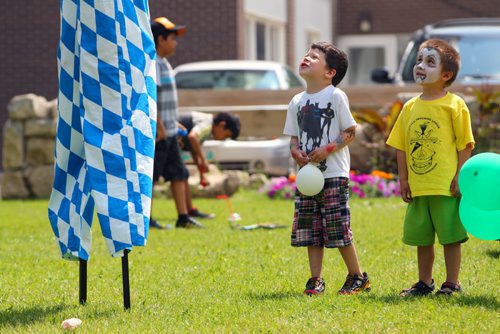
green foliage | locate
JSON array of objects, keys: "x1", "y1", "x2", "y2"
[{"x1": 0, "y1": 193, "x2": 498, "y2": 333}]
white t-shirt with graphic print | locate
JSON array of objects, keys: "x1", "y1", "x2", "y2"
[{"x1": 283, "y1": 85, "x2": 357, "y2": 178}]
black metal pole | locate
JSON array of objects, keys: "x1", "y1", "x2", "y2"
[
  {"x1": 122, "y1": 249, "x2": 131, "y2": 309},
  {"x1": 79, "y1": 259, "x2": 87, "y2": 305}
]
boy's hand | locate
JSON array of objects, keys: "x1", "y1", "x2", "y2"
[
  {"x1": 291, "y1": 148, "x2": 310, "y2": 167},
  {"x1": 450, "y1": 175, "x2": 460, "y2": 197},
  {"x1": 399, "y1": 179, "x2": 413, "y2": 203},
  {"x1": 308, "y1": 146, "x2": 330, "y2": 164}
]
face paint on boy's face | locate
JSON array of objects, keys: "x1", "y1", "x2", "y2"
[{"x1": 413, "y1": 48, "x2": 441, "y2": 84}]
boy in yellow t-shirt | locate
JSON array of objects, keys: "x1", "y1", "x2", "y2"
[{"x1": 387, "y1": 39, "x2": 475, "y2": 296}]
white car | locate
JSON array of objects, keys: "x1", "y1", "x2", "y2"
[
  {"x1": 175, "y1": 60, "x2": 304, "y2": 90},
  {"x1": 181, "y1": 136, "x2": 294, "y2": 176}
]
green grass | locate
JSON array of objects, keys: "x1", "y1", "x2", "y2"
[{"x1": 0, "y1": 191, "x2": 499, "y2": 333}]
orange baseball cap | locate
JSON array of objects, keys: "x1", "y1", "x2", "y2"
[{"x1": 154, "y1": 17, "x2": 186, "y2": 36}]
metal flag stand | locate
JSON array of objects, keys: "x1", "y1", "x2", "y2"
[{"x1": 79, "y1": 249, "x2": 131, "y2": 309}]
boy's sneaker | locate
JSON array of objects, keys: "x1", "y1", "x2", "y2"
[
  {"x1": 338, "y1": 272, "x2": 371, "y2": 295},
  {"x1": 304, "y1": 277, "x2": 325, "y2": 296},
  {"x1": 176, "y1": 216, "x2": 205, "y2": 229},
  {"x1": 188, "y1": 208, "x2": 215, "y2": 219},
  {"x1": 149, "y1": 218, "x2": 165, "y2": 230},
  {"x1": 400, "y1": 279, "x2": 435, "y2": 297},
  {"x1": 435, "y1": 281, "x2": 462, "y2": 296}
]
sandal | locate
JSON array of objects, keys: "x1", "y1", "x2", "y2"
[
  {"x1": 400, "y1": 279, "x2": 434, "y2": 297},
  {"x1": 436, "y1": 281, "x2": 462, "y2": 295}
]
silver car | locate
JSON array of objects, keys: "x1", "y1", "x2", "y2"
[
  {"x1": 372, "y1": 18, "x2": 500, "y2": 85},
  {"x1": 181, "y1": 136, "x2": 293, "y2": 176},
  {"x1": 175, "y1": 60, "x2": 304, "y2": 90}
]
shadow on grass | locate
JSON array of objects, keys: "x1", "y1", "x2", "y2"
[
  {"x1": 486, "y1": 248, "x2": 500, "y2": 259},
  {"x1": 0, "y1": 303, "x2": 118, "y2": 328},
  {"x1": 365, "y1": 293, "x2": 499, "y2": 310},
  {"x1": 247, "y1": 291, "x2": 303, "y2": 300},
  {"x1": 0, "y1": 304, "x2": 65, "y2": 328}
]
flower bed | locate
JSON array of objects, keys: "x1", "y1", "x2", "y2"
[{"x1": 261, "y1": 170, "x2": 400, "y2": 199}]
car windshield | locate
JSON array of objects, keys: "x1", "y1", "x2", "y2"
[
  {"x1": 454, "y1": 36, "x2": 500, "y2": 81},
  {"x1": 401, "y1": 34, "x2": 500, "y2": 83},
  {"x1": 175, "y1": 69, "x2": 281, "y2": 90}
]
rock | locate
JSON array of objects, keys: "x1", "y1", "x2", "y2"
[
  {"x1": 25, "y1": 118, "x2": 57, "y2": 137},
  {"x1": 7, "y1": 94, "x2": 50, "y2": 120},
  {"x1": 248, "y1": 173, "x2": 269, "y2": 189},
  {"x1": 2, "y1": 120, "x2": 24, "y2": 169},
  {"x1": 1, "y1": 170, "x2": 30, "y2": 199},
  {"x1": 25, "y1": 165, "x2": 54, "y2": 198},
  {"x1": 26, "y1": 138, "x2": 55, "y2": 166}
]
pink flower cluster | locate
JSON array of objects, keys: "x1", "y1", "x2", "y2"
[
  {"x1": 349, "y1": 172, "x2": 400, "y2": 198},
  {"x1": 261, "y1": 176, "x2": 296, "y2": 199},
  {"x1": 261, "y1": 171, "x2": 400, "y2": 200}
]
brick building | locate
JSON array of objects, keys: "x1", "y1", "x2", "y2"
[{"x1": 1, "y1": 0, "x2": 499, "y2": 169}]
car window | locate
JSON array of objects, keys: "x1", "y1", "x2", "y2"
[
  {"x1": 456, "y1": 36, "x2": 500, "y2": 81},
  {"x1": 175, "y1": 70, "x2": 281, "y2": 90},
  {"x1": 283, "y1": 67, "x2": 304, "y2": 88}
]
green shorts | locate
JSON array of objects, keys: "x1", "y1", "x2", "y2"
[{"x1": 403, "y1": 195, "x2": 468, "y2": 246}]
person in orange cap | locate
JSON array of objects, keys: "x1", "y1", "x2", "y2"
[{"x1": 149, "y1": 17, "x2": 206, "y2": 229}]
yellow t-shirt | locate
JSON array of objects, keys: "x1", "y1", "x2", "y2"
[{"x1": 387, "y1": 92, "x2": 475, "y2": 197}]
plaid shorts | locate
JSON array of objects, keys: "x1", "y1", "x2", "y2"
[{"x1": 291, "y1": 177, "x2": 353, "y2": 248}]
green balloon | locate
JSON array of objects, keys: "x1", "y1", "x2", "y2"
[{"x1": 458, "y1": 152, "x2": 500, "y2": 240}]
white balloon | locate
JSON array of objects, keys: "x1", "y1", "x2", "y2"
[{"x1": 296, "y1": 164, "x2": 324, "y2": 196}]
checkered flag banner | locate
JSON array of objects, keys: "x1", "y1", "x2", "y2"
[{"x1": 48, "y1": 0, "x2": 157, "y2": 260}]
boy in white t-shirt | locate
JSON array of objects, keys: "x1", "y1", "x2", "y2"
[{"x1": 283, "y1": 42, "x2": 370, "y2": 295}]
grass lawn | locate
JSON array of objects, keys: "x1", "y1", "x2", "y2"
[{"x1": 0, "y1": 190, "x2": 499, "y2": 333}]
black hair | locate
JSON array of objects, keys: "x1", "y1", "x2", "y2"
[
  {"x1": 150, "y1": 21, "x2": 175, "y2": 47},
  {"x1": 213, "y1": 112, "x2": 241, "y2": 139},
  {"x1": 311, "y1": 42, "x2": 348, "y2": 86}
]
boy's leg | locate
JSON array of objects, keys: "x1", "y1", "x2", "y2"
[
  {"x1": 171, "y1": 180, "x2": 188, "y2": 215},
  {"x1": 443, "y1": 242, "x2": 461, "y2": 284},
  {"x1": 338, "y1": 243, "x2": 362, "y2": 276},
  {"x1": 184, "y1": 179, "x2": 194, "y2": 212},
  {"x1": 417, "y1": 245, "x2": 434, "y2": 285},
  {"x1": 308, "y1": 246, "x2": 324, "y2": 278}
]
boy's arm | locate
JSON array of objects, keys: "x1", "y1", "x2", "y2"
[
  {"x1": 396, "y1": 149, "x2": 412, "y2": 203},
  {"x1": 450, "y1": 145, "x2": 472, "y2": 197},
  {"x1": 308, "y1": 126, "x2": 356, "y2": 163},
  {"x1": 187, "y1": 131, "x2": 209, "y2": 173},
  {"x1": 156, "y1": 118, "x2": 166, "y2": 142},
  {"x1": 289, "y1": 136, "x2": 309, "y2": 167}
]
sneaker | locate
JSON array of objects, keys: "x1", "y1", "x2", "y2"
[
  {"x1": 304, "y1": 277, "x2": 325, "y2": 296},
  {"x1": 436, "y1": 281, "x2": 462, "y2": 296},
  {"x1": 149, "y1": 218, "x2": 165, "y2": 230},
  {"x1": 338, "y1": 272, "x2": 371, "y2": 295},
  {"x1": 400, "y1": 279, "x2": 435, "y2": 297},
  {"x1": 176, "y1": 216, "x2": 205, "y2": 229},
  {"x1": 188, "y1": 208, "x2": 215, "y2": 219}
]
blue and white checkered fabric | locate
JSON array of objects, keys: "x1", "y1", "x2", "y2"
[{"x1": 48, "y1": 0, "x2": 157, "y2": 260}]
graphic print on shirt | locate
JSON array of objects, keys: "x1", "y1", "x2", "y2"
[
  {"x1": 409, "y1": 117, "x2": 440, "y2": 174},
  {"x1": 297, "y1": 100, "x2": 335, "y2": 171}
]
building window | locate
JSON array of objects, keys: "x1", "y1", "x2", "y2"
[
  {"x1": 246, "y1": 16, "x2": 285, "y2": 62},
  {"x1": 337, "y1": 35, "x2": 400, "y2": 85},
  {"x1": 256, "y1": 22, "x2": 266, "y2": 60},
  {"x1": 306, "y1": 30, "x2": 321, "y2": 50}
]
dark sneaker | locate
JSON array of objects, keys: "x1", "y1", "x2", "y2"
[
  {"x1": 436, "y1": 281, "x2": 462, "y2": 296},
  {"x1": 149, "y1": 218, "x2": 165, "y2": 230},
  {"x1": 400, "y1": 279, "x2": 435, "y2": 297},
  {"x1": 304, "y1": 277, "x2": 325, "y2": 296},
  {"x1": 189, "y1": 208, "x2": 215, "y2": 219},
  {"x1": 176, "y1": 217, "x2": 205, "y2": 229},
  {"x1": 338, "y1": 272, "x2": 371, "y2": 295}
]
